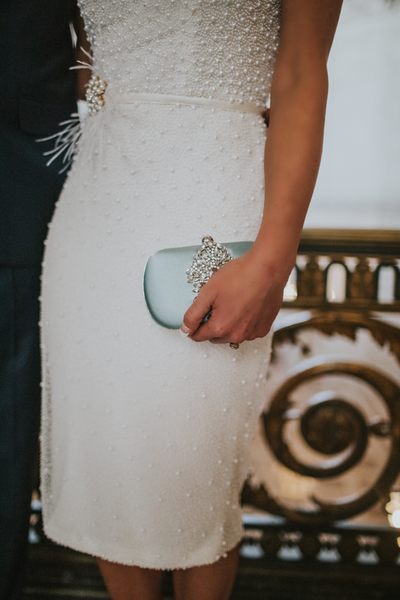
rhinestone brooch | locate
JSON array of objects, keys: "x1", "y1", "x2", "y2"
[
  {"x1": 186, "y1": 236, "x2": 233, "y2": 294},
  {"x1": 86, "y1": 75, "x2": 108, "y2": 116}
]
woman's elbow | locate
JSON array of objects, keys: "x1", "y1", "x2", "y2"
[{"x1": 271, "y1": 56, "x2": 329, "y2": 104}]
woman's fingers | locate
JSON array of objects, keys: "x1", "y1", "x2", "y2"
[
  {"x1": 181, "y1": 285, "x2": 214, "y2": 336},
  {"x1": 188, "y1": 308, "x2": 239, "y2": 343}
]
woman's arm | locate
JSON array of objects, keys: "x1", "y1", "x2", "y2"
[
  {"x1": 182, "y1": 0, "x2": 343, "y2": 345},
  {"x1": 255, "y1": 0, "x2": 343, "y2": 278}
]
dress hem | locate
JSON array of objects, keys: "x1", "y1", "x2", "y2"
[{"x1": 42, "y1": 522, "x2": 244, "y2": 571}]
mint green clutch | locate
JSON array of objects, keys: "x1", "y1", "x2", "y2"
[{"x1": 143, "y1": 236, "x2": 253, "y2": 329}]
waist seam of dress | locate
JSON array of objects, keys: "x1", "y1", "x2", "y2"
[{"x1": 113, "y1": 91, "x2": 266, "y2": 116}]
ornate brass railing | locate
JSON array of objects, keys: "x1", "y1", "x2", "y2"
[
  {"x1": 242, "y1": 229, "x2": 400, "y2": 564},
  {"x1": 282, "y1": 228, "x2": 400, "y2": 311}
]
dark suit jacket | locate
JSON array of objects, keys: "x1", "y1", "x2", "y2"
[{"x1": 0, "y1": 0, "x2": 78, "y2": 267}]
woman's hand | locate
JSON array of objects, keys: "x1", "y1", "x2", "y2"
[{"x1": 181, "y1": 250, "x2": 287, "y2": 344}]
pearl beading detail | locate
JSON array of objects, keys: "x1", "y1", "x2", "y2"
[
  {"x1": 86, "y1": 75, "x2": 108, "y2": 115},
  {"x1": 78, "y1": 0, "x2": 281, "y2": 107}
]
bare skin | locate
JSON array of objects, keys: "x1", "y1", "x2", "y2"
[
  {"x1": 86, "y1": 2, "x2": 343, "y2": 599},
  {"x1": 172, "y1": 545, "x2": 240, "y2": 600},
  {"x1": 97, "y1": 558, "x2": 164, "y2": 600},
  {"x1": 97, "y1": 544, "x2": 240, "y2": 600}
]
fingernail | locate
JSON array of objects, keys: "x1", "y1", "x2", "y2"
[{"x1": 181, "y1": 323, "x2": 190, "y2": 334}]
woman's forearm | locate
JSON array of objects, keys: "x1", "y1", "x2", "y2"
[{"x1": 252, "y1": 64, "x2": 329, "y2": 281}]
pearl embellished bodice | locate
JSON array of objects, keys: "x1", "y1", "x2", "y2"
[{"x1": 79, "y1": 0, "x2": 281, "y2": 106}]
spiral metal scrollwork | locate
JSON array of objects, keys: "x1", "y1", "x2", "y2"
[
  {"x1": 243, "y1": 358, "x2": 400, "y2": 525},
  {"x1": 300, "y1": 396, "x2": 369, "y2": 463},
  {"x1": 266, "y1": 388, "x2": 372, "y2": 480}
]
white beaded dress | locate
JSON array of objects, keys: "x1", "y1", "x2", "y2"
[{"x1": 40, "y1": 0, "x2": 281, "y2": 570}]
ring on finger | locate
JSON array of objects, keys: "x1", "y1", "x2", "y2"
[{"x1": 229, "y1": 342, "x2": 240, "y2": 350}]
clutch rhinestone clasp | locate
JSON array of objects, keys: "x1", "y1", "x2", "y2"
[
  {"x1": 186, "y1": 236, "x2": 233, "y2": 294},
  {"x1": 86, "y1": 75, "x2": 108, "y2": 115}
]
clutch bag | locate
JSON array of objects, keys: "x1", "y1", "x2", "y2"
[{"x1": 143, "y1": 236, "x2": 253, "y2": 329}]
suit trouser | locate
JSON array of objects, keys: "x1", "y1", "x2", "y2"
[{"x1": 0, "y1": 266, "x2": 42, "y2": 600}]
